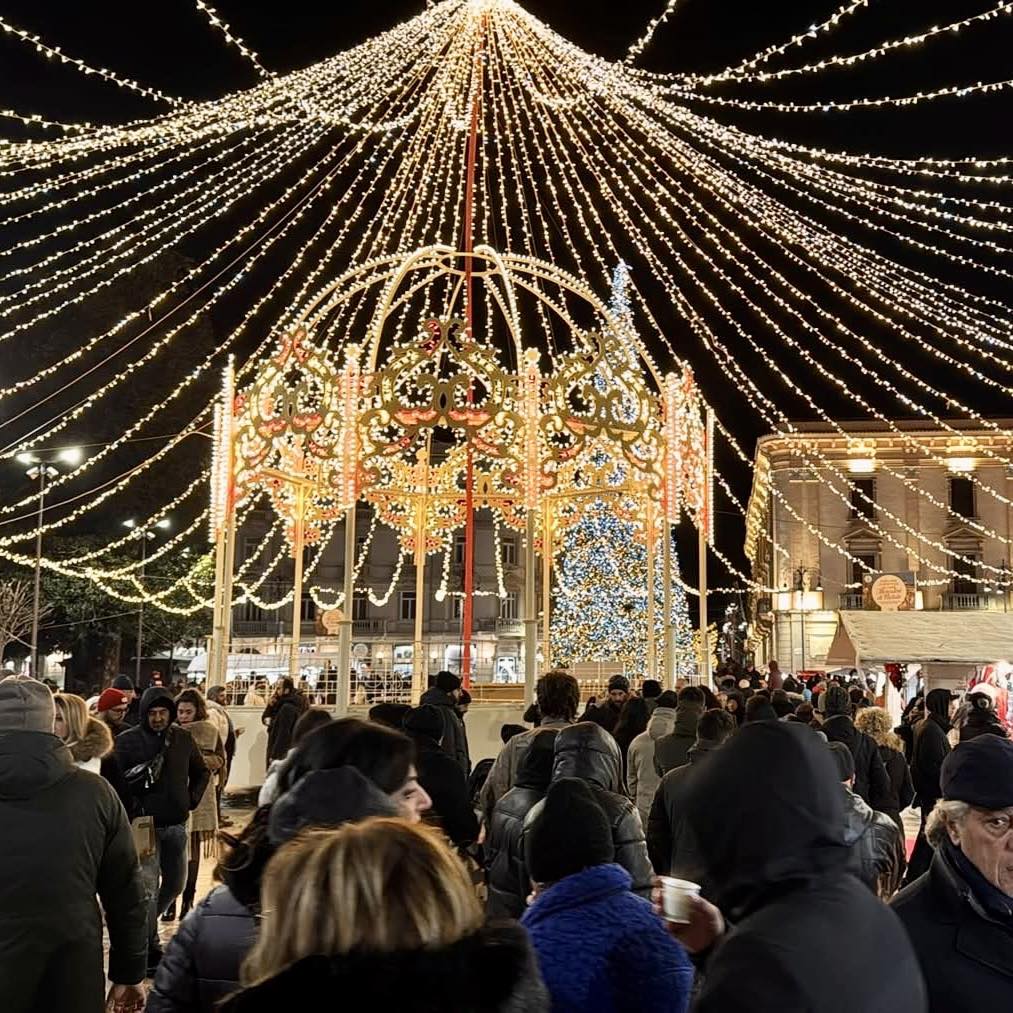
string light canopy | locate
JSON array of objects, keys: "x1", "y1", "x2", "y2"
[{"x1": 1, "y1": 0, "x2": 1012, "y2": 628}]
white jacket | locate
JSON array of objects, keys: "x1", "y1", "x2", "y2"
[{"x1": 627, "y1": 706, "x2": 678, "y2": 826}]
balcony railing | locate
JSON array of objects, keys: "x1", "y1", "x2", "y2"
[
  {"x1": 838, "y1": 593, "x2": 865, "y2": 610},
  {"x1": 943, "y1": 592, "x2": 996, "y2": 611}
]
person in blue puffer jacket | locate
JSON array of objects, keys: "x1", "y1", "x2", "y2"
[{"x1": 521, "y1": 778, "x2": 693, "y2": 1013}]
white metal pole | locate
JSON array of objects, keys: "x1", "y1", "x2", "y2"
[
  {"x1": 337, "y1": 505, "x2": 356, "y2": 716},
  {"x1": 135, "y1": 533, "x2": 146, "y2": 685},
  {"x1": 524, "y1": 510, "x2": 537, "y2": 707},
  {"x1": 289, "y1": 486, "x2": 307, "y2": 682},
  {"x1": 663, "y1": 519, "x2": 675, "y2": 690},
  {"x1": 29, "y1": 467, "x2": 46, "y2": 679}
]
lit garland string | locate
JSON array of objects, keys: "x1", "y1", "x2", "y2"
[
  {"x1": 504, "y1": 7, "x2": 1013, "y2": 583},
  {"x1": 3, "y1": 0, "x2": 1013, "y2": 609},
  {"x1": 193, "y1": 1, "x2": 273, "y2": 78}
]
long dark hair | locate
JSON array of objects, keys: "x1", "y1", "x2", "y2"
[
  {"x1": 613, "y1": 696, "x2": 650, "y2": 749},
  {"x1": 280, "y1": 717, "x2": 416, "y2": 796},
  {"x1": 215, "y1": 805, "x2": 275, "y2": 909},
  {"x1": 175, "y1": 688, "x2": 208, "y2": 722}
]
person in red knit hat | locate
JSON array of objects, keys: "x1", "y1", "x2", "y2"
[{"x1": 96, "y1": 688, "x2": 131, "y2": 737}]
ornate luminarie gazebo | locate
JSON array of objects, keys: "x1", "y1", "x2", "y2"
[{"x1": 207, "y1": 245, "x2": 712, "y2": 703}]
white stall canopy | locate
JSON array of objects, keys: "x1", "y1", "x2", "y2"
[{"x1": 826, "y1": 612, "x2": 1013, "y2": 668}]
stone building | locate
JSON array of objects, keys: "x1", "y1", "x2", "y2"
[{"x1": 744, "y1": 422, "x2": 1013, "y2": 673}]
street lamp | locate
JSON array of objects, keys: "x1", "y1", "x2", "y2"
[
  {"x1": 123, "y1": 517, "x2": 171, "y2": 684},
  {"x1": 15, "y1": 448, "x2": 84, "y2": 679}
]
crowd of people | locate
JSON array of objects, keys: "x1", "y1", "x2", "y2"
[{"x1": 1, "y1": 660, "x2": 1012, "y2": 1012}]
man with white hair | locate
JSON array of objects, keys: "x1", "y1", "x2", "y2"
[
  {"x1": 892, "y1": 735, "x2": 1013, "y2": 1009},
  {"x1": 0, "y1": 676, "x2": 147, "y2": 1012}
]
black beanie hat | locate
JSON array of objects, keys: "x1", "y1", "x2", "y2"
[
  {"x1": 526, "y1": 778, "x2": 614, "y2": 884},
  {"x1": 942, "y1": 735, "x2": 1013, "y2": 809},
  {"x1": 268, "y1": 767, "x2": 399, "y2": 846},
  {"x1": 436, "y1": 670, "x2": 462, "y2": 693},
  {"x1": 641, "y1": 679, "x2": 662, "y2": 700},
  {"x1": 822, "y1": 684, "x2": 852, "y2": 717},
  {"x1": 112, "y1": 675, "x2": 135, "y2": 692},
  {"x1": 607, "y1": 674, "x2": 630, "y2": 693}
]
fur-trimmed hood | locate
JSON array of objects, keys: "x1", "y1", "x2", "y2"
[
  {"x1": 69, "y1": 716, "x2": 113, "y2": 764},
  {"x1": 218, "y1": 922, "x2": 548, "y2": 1013}
]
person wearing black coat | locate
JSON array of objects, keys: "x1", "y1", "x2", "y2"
[
  {"x1": 821, "y1": 684, "x2": 892, "y2": 812},
  {"x1": 646, "y1": 709, "x2": 736, "y2": 892},
  {"x1": 114, "y1": 686, "x2": 210, "y2": 967},
  {"x1": 855, "y1": 707, "x2": 915, "y2": 831},
  {"x1": 671, "y1": 721, "x2": 927, "y2": 1012},
  {"x1": 261, "y1": 678, "x2": 307, "y2": 764},
  {"x1": 148, "y1": 767, "x2": 401, "y2": 1012},
  {"x1": 906, "y1": 688, "x2": 956, "y2": 884},
  {"x1": 522, "y1": 722, "x2": 653, "y2": 898},
  {"x1": 829, "y1": 742, "x2": 906, "y2": 898},
  {"x1": 892, "y1": 736, "x2": 1013, "y2": 1012},
  {"x1": 486, "y1": 728, "x2": 558, "y2": 918},
  {"x1": 402, "y1": 705, "x2": 478, "y2": 849},
  {"x1": 0, "y1": 676, "x2": 147, "y2": 1013},
  {"x1": 654, "y1": 686, "x2": 705, "y2": 774},
  {"x1": 420, "y1": 671, "x2": 471, "y2": 775},
  {"x1": 219, "y1": 922, "x2": 545, "y2": 1013}
]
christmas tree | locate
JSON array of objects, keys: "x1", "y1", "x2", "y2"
[{"x1": 550, "y1": 498, "x2": 694, "y2": 675}]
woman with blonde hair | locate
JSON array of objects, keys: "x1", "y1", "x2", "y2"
[
  {"x1": 219, "y1": 819, "x2": 548, "y2": 1012},
  {"x1": 54, "y1": 691, "x2": 133, "y2": 813},
  {"x1": 855, "y1": 705, "x2": 914, "y2": 831}
]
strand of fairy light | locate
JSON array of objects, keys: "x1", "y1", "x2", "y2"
[
  {"x1": 7, "y1": 0, "x2": 1013, "y2": 595},
  {"x1": 0, "y1": 123, "x2": 316, "y2": 325},
  {"x1": 0, "y1": 11, "x2": 470, "y2": 575},
  {"x1": 193, "y1": 1, "x2": 273, "y2": 78},
  {"x1": 506, "y1": 9, "x2": 1013, "y2": 587},
  {"x1": 686, "y1": 2, "x2": 1013, "y2": 87},
  {"x1": 0, "y1": 25, "x2": 453, "y2": 459},
  {"x1": 587, "y1": 59, "x2": 1013, "y2": 575},
  {"x1": 623, "y1": 1, "x2": 687, "y2": 66},
  {"x1": 681, "y1": 0, "x2": 871, "y2": 84},
  {"x1": 0, "y1": 15, "x2": 184, "y2": 105},
  {"x1": 661, "y1": 74, "x2": 1013, "y2": 114},
  {"x1": 498, "y1": 15, "x2": 779, "y2": 595},
  {"x1": 0, "y1": 35, "x2": 455, "y2": 435},
  {"x1": 632, "y1": 112, "x2": 1013, "y2": 504}
]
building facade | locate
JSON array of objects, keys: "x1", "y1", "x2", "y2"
[
  {"x1": 745, "y1": 422, "x2": 1013, "y2": 672},
  {"x1": 228, "y1": 503, "x2": 534, "y2": 691}
]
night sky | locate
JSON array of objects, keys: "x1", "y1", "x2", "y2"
[{"x1": 2, "y1": 1, "x2": 1011, "y2": 605}]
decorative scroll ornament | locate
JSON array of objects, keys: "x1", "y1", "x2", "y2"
[{"x1": 233, "y1": 327, "x2": 350, "y2": 551}]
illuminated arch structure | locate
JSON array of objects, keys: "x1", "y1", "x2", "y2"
[{"x1": 210, "y1": 245, "x2": 711, "y2": 701}]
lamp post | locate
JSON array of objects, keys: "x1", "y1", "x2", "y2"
[
  {"x1": 122, "y1": 517, "x2": 171, "y2": 685},
  {"x1": 16, "y1": 447, "x2": 83, "y2": 679}
]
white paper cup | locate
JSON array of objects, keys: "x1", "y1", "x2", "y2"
[{"x1": 660, "y1": 876, "x2": 701, "y2": 924}]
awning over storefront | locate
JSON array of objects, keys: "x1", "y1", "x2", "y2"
[{"x1": 825, "y1": 611, "x2": 1013, "y2": 668}]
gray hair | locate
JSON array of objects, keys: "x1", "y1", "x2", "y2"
[{"x1": 925, "y1": 799, "x2": 971, "y2": 849}]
